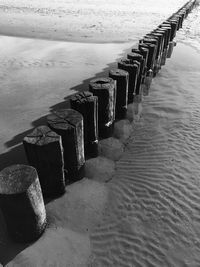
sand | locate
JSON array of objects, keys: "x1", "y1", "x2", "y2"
[
  {"x1": 0, "y1": 0, "x2": 200, "y2": 266},
  {"x1": 0, "y1": 0, "x2": 188, "y2": 43},
  {"x1": 89, "y1": 42, "x2": 200, "y2": 266}
]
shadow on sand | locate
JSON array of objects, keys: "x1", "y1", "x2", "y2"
[{"x1": 0, "y1": 44, "x2": 133, "y2": 265}]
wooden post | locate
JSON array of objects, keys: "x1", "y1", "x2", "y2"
[
  {"x1": 47, "y1": 109, "x2": 85, "y2": 183},
  {"x1": 158, "y1": 26, "x2": 171, "y2": 64},
  {"x1": 0, "y1": 165, "x2": 47, "y2": 243},
  {"x1": 109, "y1": 68, "x2": 129, "y2": 120},
  {"x1": 145, "y1": 33, "x2": 163, "y2": 74},
  {"x1": 131, "y1": 48, "x2": 148, "y2": 76},
  {"x1": 155, "y1": 28, "x2": 170, "y2": 65},
  {"x1": 160, "y1": 21, "x2": 176, "y2": 58},
  {"x1": 127, "y1": 52, "x2": 143, "y2": 96},
  {"x1": 132, "y1": 48, "x2": 149, "y2": 96},
  {"x1": 177, "y1": 11, "x2": 186, "y2": 28},
  {"x1": 138, "y1": 43, "x2": 156, "y2": 93},
  {"x1": 172, "y1": 14, "x2": 182, "y2": 30},
  {"x1": 70, "y1": 91, "x2": 98, "y2": 158},
  {"x1": 151, "y1": 31, "x2": 165, "y2": 69},
  {"x1": 163, "y1": 20, "x2": 177, "y2": 41},
  {"x1": 168, "y1": 19, "x2": 179, "y2": 37},
  {"x1": 140, "y1": 38, "x2": 158, "y2": 75},
  {"x1": 89, "y1": 77, "x2": 116, "y2": 139},
  {"x1": 118, "y1": 59, "x2": 139, "y2": 103},
  {"x1": 138, "y1": 42, "x2": 156, "y2": 71},
  {"x1": 23, "y1": 125, "x2": 65, "y2": 197}
]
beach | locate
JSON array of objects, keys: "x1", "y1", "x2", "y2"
[{"x1": 0, "y1": 1, "x2": 200, "y2": 266}]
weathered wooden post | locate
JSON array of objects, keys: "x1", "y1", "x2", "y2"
[
  {"x1": 47, "y1": 109, "x2": 85, "y2": 183},
  {"x1": 138, "y1": 43, "x2": 156, "y2": 93},
  {"x1": 146, "y1": 33, "x2": 164, "y2": 73},
  {"x1": 118, "y1": 59, "x2": 139, "y2": 103},
  {"x1": 70, "y1": 91, "x2": 98, "y2": 158},
  {"x1": 161, "y1": 21, "x2": 177, "y2": 58},
  {"x1": 89, "y1": 77, "x2": 116, "y2": 139},
  {"x1": 172, "y1": 14, "x2": 183, "y2": 30},
  {"x1": 0, "y1": 164, "x2": 47, "y2": 242},
  {"x1": 158, "y1": 26, "x2": 171, "y2": 65},
  {"x1": 127, "y1": 53, "x2": 143, "y2": 97},
  {"x1": 132, "y1": 47, "x2": 149, "y2": 96},
  {"x1": 177, "y1": 10, "x2": 186, "y2": 28},
  {"x1": 23, "y1": 125, "x2": 66, "y2": 197},
  {"x1": 168, "y1": 19, "x2": 179, "y2": 36},
  {"x1": 153, "y1": 28, "x2": 169, "y2": 66},
  {"x1": 140, "y1": 37, "x2": 158, "y2": 76},
  {"x1": 138, "y1": 42, "x2": 156, "y2": 71},
  {"x1": 109, "y1": 68, "x2": 129, "y2": 120}
]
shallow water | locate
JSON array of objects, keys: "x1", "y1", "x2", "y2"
[{"x1": 89, "y1": 6, "x2": 200, "y2": 267}]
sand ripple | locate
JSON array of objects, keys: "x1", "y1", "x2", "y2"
[{"x1": 89, "y1": 22, "x2": 200, "y2": 267}]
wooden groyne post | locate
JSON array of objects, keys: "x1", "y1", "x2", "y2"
[
  {"x1": 118, "y1": 59, "x2": 139, "y2": 103},
  {"x1": 47, "y1": 109, "x2": 85, "y2": 183},
  {"x1": 109, "y1": 68, "x2": 129, "y2": 120},
  {"x1": 23, "y1": 125, "x2": 66, "y2": 197},
  {"x1": 0, "y1": 165, "x2": 46, "y2": 242},
  {"x1": 70, "y1": 91, "x2": 98, "y2": 158},
  {"x1": 89, "y1": 77, "x2": 116, "y2": 139}
]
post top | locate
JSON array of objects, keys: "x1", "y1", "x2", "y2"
[
  {"x1": 47, "y1": 109, "x2": 83, "y2": 130},
  {"x1": 109, "y1": 68, "x2": 129, "y2": 77},
  {"x1": 0, "y1": 165, "x2": 37, "y2": 195},
  {"x1": 23, "y1": 125, "x2": 60, "y2": 146},
  {"x1": 89, "y1": 77, "x2": 115, "y2": 90}
]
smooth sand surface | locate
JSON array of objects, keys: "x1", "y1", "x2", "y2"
[
  {"x1": 1, "y1": 1, "x2": 200, "y2": 267},
  {"x1": 0, "y1": 37, "x2": 132, "y2": 170},
  {"x1": 0, "y1": 0, "x2": 188, "y2": 43}
]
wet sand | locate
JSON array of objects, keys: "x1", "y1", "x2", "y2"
[
  {"x1": 0, "y1": 1, "x2": 200, "y2": 267},
  {"x1": 89, "y1": 42, "x2": 200, "y2": 266}
]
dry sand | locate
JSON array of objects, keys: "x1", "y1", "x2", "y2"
[
  {"x1": 0, "y1": 0, "x2": 188, "y2": 43},
  {"x1": 0, "y1": 0, "x2": 200, "y2": 267}
]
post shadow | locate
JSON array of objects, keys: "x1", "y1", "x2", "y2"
[{"x1": 0, "y1": 45, "x2": 133, "y2": 265}]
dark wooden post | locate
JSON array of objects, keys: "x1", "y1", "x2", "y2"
[
  {"x1": 138, "y1": 42, "x2": 156, "y2": 71},
  {"x1": 132, "y1": 48, "x2": 148, "y2": 76},
  {"x1": 0, "y1": 164, "x2": 47, "y2": 243},
  {"x1": 131, "y1": 48, "x2": 149, "y2": 96},
  {"x1": 70, "y1": 91, "x2": 98, "y2": 158},
  {"x1": 140, "y1": 38, "x2": 158, "y2": 75},
  {"x1": 155, "y1": 28, "x2": 170, "y2": 65},
  {"x1": 151, "y1": 31, "x2": 165, "y2": 68},
  {"x1": 160, "y1": 21, "x2": 175, "y2": 58},
  {"x1": 47, "y1": 109, "x2": 85, "y2": 183},
  {"x1": 177, "y1": 11, "x2": 186, "y2": 28},
  {"x1": 23, "y1": 125, "x2": 66, "y2": 197},
  {"x1": 162, "y1": 20, "x2": 178, "y2": 58},
  {"x1": 118, "y1": 59, "x2": 139, "y2": 103},
  {"x1": 163, "y1": 20, "x2": 177, "y2": 41},
  {"x1": 167, "y1": 19, "x2": 179, "y2": 38},
  {"x1": 158, "y1": 25, "x2": 171, "y2": 64},
  {"x1": 138, "y1": 43, "x2": 156, "y2": 93},
  {"x1": 127, "y1": 53, "x2": 143, "y2": 96},
  {"x1": 109, "y1": 68, "x2": 129, "y2": 120},
  {"x1": 89, "y1": 77, "x2": 116, "y2": 139},
  {"x1": 145, "y1": 34, "x2": 163, "y2": 74},
  {"x1": 172, "y1": 14, "x2": 183, "y2": 30}
]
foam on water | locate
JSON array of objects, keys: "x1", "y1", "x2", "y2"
[{"x1": 89, "y1": 7, "x2": 200, "y2": 267}]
